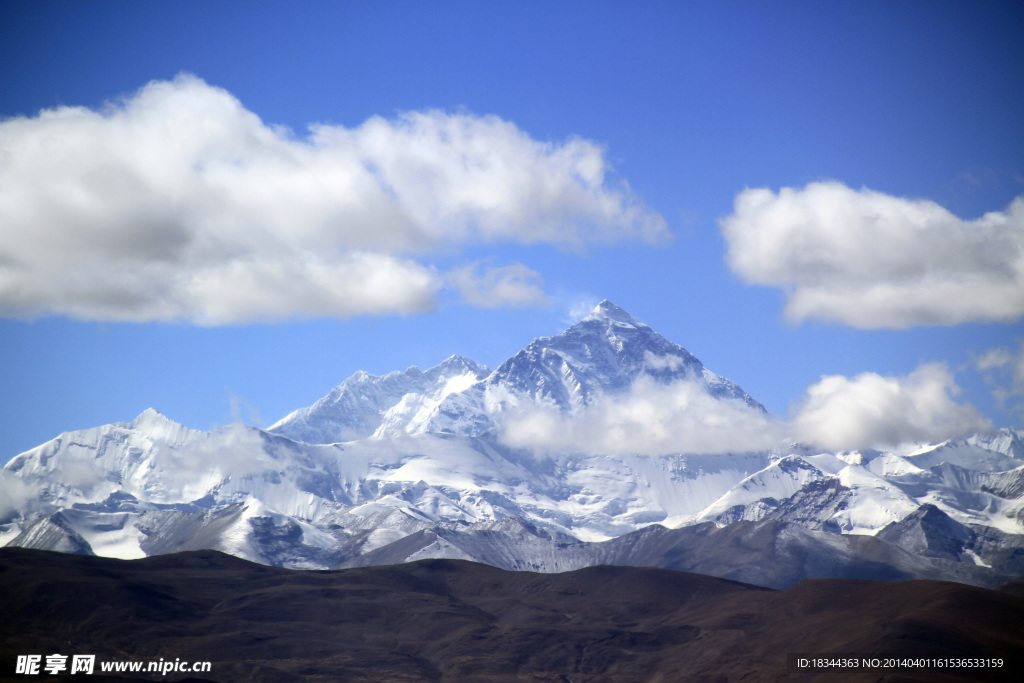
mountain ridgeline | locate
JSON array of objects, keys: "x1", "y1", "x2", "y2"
[
  {"x1": 268, "y1": 300, "x2": 763, "y2": 444},
  {"x1": 3, "y1": 301, "x2": 1024, "y2": 590}
]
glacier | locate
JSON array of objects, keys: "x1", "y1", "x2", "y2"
[{"x1": 3, "y1": 301, "x2": 1023, "y2": 587}]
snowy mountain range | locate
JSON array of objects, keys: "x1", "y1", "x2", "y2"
[
  {"x1": 3, "y1": 301, "x2": 1023, "y2": 588},
  {"x1": 269, "y1": 301, "x2": 763, "y2": 444}
]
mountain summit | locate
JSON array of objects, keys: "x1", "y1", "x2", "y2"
[
  {"x1": 584, "y1": 300, "x2": 646, "y2": 326},
  {"x1": 270, "y1": 301, "x2": 762, "y2": 443},
  {"x1": 480, "y1": 300, "x2": 762, "y2": 417}
]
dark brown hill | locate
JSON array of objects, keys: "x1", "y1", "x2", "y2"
[{"x1": 1, "y1": 547, "x2": 1021, "y2": 682}]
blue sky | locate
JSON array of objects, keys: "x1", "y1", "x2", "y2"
[{"x1": 2, "y1": 0, "x2": 1023, "y2": 462}]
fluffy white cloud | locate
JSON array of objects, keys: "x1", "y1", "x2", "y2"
[
  {"x1": 500, "y1": 363, "x2": 989, "y2": 457},
  {"x1": 0, "y1": 74, "x2": 666, "y2": 324},
  {"x1": 501, "y1": 376, "x2": 783, "y2": 456},
  {"x1": 446, "y1": 261, "x2": 549, "y2": 309},
  {"x1": 719, "y1": 182, "x2": 1024, "y2": 328},
  {"x1": 790, "y1": 363, "x2": 991, "y2": 451}
]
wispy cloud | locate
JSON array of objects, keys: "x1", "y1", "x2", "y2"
[
  {"x1": 0, "y1": 471, "x2": 42, "y2": 521},
  {"x1": 719, "y1": 181, "x2": 1024, "y2": 328},
  {"x1": 446, "y1": 261, "x2": 550, "y2": 309},
  {"x1": 228, "y1": 393, "x2": 264, "y2": 427},
  {"x1": 973, "y1": 340, "x2": 1024, "y2": 421},
  {"x1": 0, "y1": 74, "x2": 666, "y2": 324},
  {"x1": 566, "y1": 298, "x2": 600, "y2": 325}
]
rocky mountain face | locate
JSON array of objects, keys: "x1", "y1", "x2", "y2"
[{"x1": 3, "y1": 301, "x2": 1023, "y2": 589}]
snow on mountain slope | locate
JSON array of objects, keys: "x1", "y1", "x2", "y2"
[
  {"x1": 3, "y1": 408, "x2": 214, "y2": 510},
  {"x1": 2, "y1": 301, "x2": 1023, "y2": 584},
  {"x1": 441, "y1": 300, "x2": 765, "y2": 435},
  {"x1": 692, "y1": 456, "x2": 830, "y2": 524},
  {"x1": 270, "y1": 300, "x2": 765, "y2": 445},
  {"x1": 269, "y1": 355, "x2": 490, "y2": 443},
  {"x1": 904, "y1": 430, "x2": 1024, "y2": 472},
  {"x1": 6, "y1": 417, "x2": 1021, "y2": 572}
]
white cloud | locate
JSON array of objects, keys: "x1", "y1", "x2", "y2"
[
  {"x1": 973, "y1": 340, "x2": 1024, "y2": 419},
  {"x1": 446, "y1": 261, "x2": 550, "y2": 309},
  {"x1": 500, "y1": 362, "x2": 990, "y2": 457},
  {"x1": 0, "y1": 471, "x2": 42, "y2": 521},
  {"x1": 500, "y1": 376, "x2": 783, "y2": 456},
  {"x1": 228, "y1": 393, "x2": 263, "y2": 427},
  {"x1": 162, "y1": 424, "x2": 273, "y2": 479},
  {"x1": 974, "y1": 346, "x2": 1016, "y2": 372},
  {"x1": 790, "y1": 363, "x2": 991, "y2": 451},
  {"x1": 566, "y1": 298, "x2": 600, "y2": 324},
  {"x1": 0, "y1": 74, "x2": 666, "y2": 324},
  {"x1": 719, "y1": 181, "x2": 1024, "y2": 328},
  {"x1": 642, "y1": 350, "x2": 686, "y2": 372}
]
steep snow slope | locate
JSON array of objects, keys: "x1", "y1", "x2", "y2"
[
  {"x1": 269, "y1": 355, "x2": 490, "y2": 443},
  {"x1": 484, "y1": 301, "x2": 762, "y2": 411}
]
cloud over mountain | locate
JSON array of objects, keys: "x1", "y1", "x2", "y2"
[
  {"x1": 499, "y1": 364, "x2": 990, "y2": 456},
  {"x1": 719, "y1": 181, "x2": 1024, "y2": 329},
  {"x1": 0, "y1": 74, "x2": 666, "y2": 324},
  {"x1": 500, "y1": 375, "x2": 783, "y2": 456},
  {"x1": 790, "y1": 363, "x2": 991, "y2": 451}
]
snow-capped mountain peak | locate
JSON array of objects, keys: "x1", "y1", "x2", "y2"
[
  {"x1": 268, "y1": 355, "x2": 491, "y2": 443},
  {"x1": 128, "y1": 408, "x2": 193, "y2": 441},
  {"x1": 478, "y1": 300, "x2": 763, "y2": 416},
  {"x1": 583, "y1": 300, "x2": 647, "y2": 327},
  {"x1": 269, "y1": 302, "x2": 763, "y2": 443}
]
